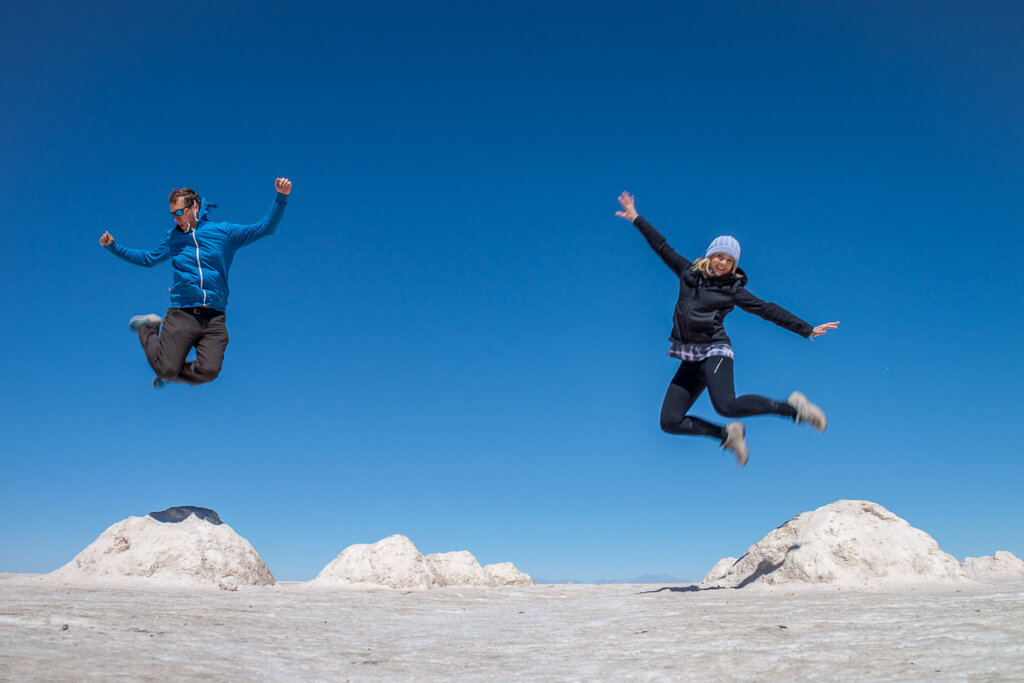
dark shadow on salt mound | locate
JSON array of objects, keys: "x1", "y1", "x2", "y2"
[
  {"x1": 733, "y1": 545, "x2": 802, "y2": 589},
  {"x1": 149, "y1": 506, "x2": 222, "y2": 525},
  {"x1": 698, "y1": 499, "x2": 968, "y2": 591}
]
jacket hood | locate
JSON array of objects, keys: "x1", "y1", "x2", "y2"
[{"x1": 197, "y1": 197, "x2": 216, "y2": 224}]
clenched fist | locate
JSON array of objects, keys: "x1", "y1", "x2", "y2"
[
  {"x1": 275, "y1": 178, "x2": 292, "y2": 195},
  {"x1": 100, "y1": 231, "x2": 114, "y2": 247}
]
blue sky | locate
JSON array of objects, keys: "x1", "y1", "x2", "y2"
[{"x1": 1, "y1": 1, "x2": 1021, "y2": 582}]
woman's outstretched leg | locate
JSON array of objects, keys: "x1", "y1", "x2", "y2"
[
  {"x1": 702, "y1": 356, "x2": 825, "y2": 430},
  {"x1": 702, "y1": 356, "x2": 796, "y2": 419}
]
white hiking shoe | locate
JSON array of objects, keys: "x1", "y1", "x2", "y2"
[
  {"x1": 722, "y1": 422, "x2": 749, "y2": 467},
  {"x1": 128, "y1": 314, "x2": 162, "y2": 331},
  {"x1": 788, "y1": 391, "x2": 827, "y2": 432}
]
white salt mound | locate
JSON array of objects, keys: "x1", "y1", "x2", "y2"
[
  {"x1": 700, "y1": 500, "x2": 967, "y2": 590},
  {"x1": 311, "y1": 534, "x2": 433, "y2": 590},
  {"x1": 702, "y1": 557, "x2": 738, "y2": 585},
  {"x1": 48, "y1": 515, "x2": 274, "y2": 587},
  {"x1": 484, "y1": 561, "x2": 534, "y2": 587},
  {"x1": 426, "y1": 551, "x2": 490, "y2": 587},
  {"x1": 961, "y1": 551, "x2": 1024, "y2": 581},
  {"x1": 310, "y1": 536, "x2": 534, "y2": 590}
]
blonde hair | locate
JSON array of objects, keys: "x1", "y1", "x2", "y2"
[
  {"x1": 691, "y1": 257, "x2": 715, "y2": 277},
  {"x1": 691, "y1": 256, "x2": 737, "y2": 277}
]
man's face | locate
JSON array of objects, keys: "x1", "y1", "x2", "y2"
[{"x1": 170, "y1": 197, "x2": 197, "y2": 229}]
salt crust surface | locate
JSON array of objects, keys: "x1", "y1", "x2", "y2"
[
  {"x1": 311, "y1": 534, "x2": 533, "y2": 589},
  {"x1": 701, "y1": 499, "x2": 967, "y2": 590},
  {"x1": 2, "y1": 574, "x2": 1021, "y2": 681},
  {"x1": 961, "y1": 551, "x2": 1024, "y2": 581},
  {"x1": 46, "y1": 515, "x2": 274, "y2": 588}
]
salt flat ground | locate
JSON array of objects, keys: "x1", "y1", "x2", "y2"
[{"x1": 1, "y1": 575, "x2": 1022, "y2": 681}]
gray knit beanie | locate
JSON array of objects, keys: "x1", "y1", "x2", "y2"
[{"x1": 705, "y1": 235, "x2": 741, "y2": 263}]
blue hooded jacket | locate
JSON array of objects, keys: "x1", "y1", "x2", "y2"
[{"x1": 105, "y1": 193, "x2": 288, "y2": 311}]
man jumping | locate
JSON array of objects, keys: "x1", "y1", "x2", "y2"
[{"x1": 100, "y1": 177, "x2": 292, "y2": 388}]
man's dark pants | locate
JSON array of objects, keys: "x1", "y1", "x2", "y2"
[{"x1": 137, "y1": 308, "x2": 229, "y2": 385}]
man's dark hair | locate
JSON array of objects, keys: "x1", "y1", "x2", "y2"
[{"x1": 169, "y1": 187, "x2": 201, "y2": 212}]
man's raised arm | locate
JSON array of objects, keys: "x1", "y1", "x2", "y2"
[
  {"x1": 100, "y1": 231, "x2": 171, "y2": 268},
  {"x1": 231, "y1": 177, "x2": 292, "y2": 248}
]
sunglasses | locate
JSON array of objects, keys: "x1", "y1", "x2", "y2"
[{"x1": 171, "y1": 204, "x2": 194, "y2": 217}]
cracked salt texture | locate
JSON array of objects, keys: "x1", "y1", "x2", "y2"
[{"x1": 2, "y1": 574, "x2": 1021, "y2": 680}]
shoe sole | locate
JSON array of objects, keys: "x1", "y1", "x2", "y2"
[
  {"x1": 789, "y1": 391, "x2": 827, "y2": 432},
  {"x1": 129, "y1": 315, "x2": 162, "y2": 331},
  {"x1": 723, "y1": 422, "x2": 749, "y2": 467}
]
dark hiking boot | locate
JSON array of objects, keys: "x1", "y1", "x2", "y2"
[
  {"x1": 788, "y1": 391, "x2": 827, "y2": 432},
  {"x1": 722, "y1": 422, "x2": 749, "y2": 467}
]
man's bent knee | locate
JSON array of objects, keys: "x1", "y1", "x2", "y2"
[{"x1": 191, "y1": 362, "x2": 222, "y2": 384}]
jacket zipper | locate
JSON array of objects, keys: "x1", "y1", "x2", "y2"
[
  {"x1": 190, "y1": 230, "x2": 207, "y2": 306},
  {"x1": 681, "y1": 279, "x2": 701, "y2": 341}
]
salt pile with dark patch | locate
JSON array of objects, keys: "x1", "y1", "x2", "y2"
[
  {"x1": 700, "y1": 499, "x2": 967, "y2": 590},
  {"x1": 961, "y1": 551, "x2": 1024, "y2": 581},
  {"x1": 48, "y1": 507, "x2": 274, "y2": 588},
  {"x1": 309, "y1": 534, "x2": 533, "y2": 589}
]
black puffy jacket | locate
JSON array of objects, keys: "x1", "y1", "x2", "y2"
[{"x1": 633, "y1": 216, "x2": 813, "y2": 345}]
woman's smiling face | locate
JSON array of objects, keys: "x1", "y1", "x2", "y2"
[{"x1": 709, "y1": 253, "x2": 736, "y2": 276}]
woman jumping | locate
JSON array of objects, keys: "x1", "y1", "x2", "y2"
[{"x1": 616, "y1": 191, "x2": 838, "y2": 467}]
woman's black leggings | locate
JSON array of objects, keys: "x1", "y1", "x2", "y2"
[{"x1": 659, "y1": 356, "x2": 797, "y2": 441}]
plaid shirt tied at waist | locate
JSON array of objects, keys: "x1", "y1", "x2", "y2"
[{"x1": 667, "y1": 342, "x2": 734, "y2": 362}]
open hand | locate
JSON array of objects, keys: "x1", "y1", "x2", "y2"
[
  {"x1": 275, "y1": 177, "x2": 292, "y2": 195},
  {"x1": 616, "y1": 191, "x2": 639, "y2": 222},
  {"x1": 100, "y1": 231, "x2": 114, "y2": 247},
  {"x1": 810, "y1": 321, "x2": 840, "y2": 338}
]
